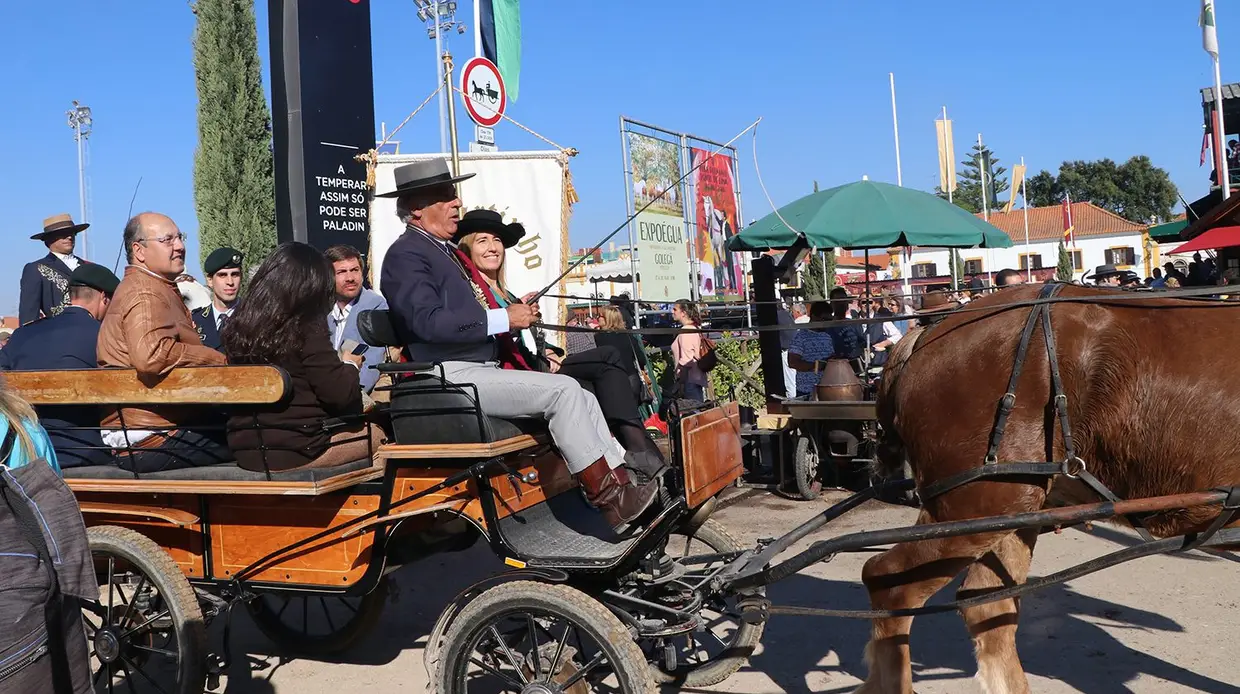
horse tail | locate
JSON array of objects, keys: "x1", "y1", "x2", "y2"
[{"x1": 871, "y1": 326, "x2": 923, "y2": 481}]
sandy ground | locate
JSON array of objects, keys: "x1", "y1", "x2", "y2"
[{"x1": 215, "y1": 488, "x2": 1240, "y2": 693}]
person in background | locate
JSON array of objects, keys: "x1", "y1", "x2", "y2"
[
  {"x1": 884, "y1": 294, "x2": 911, "y2": 336},
  {"x1": 777, "y1": 301, "x2": 797, "y2": 399},
  {"x1": 787, "y1": 301, "x2": 837, "y2": 397},
  {"x1": 325, "y1": 244, "x2": 388, "y2": 394},
  {"x1": 20, "y1": 214, "x2": 88, "y2": 325},
  {"x1": 1085, "y1": 264, "x2": 1124, "y2": 287},
  {"x1": 671, "y1": 299, "x2": 709, "y2": 401},
  {"x1": 827, "y1": 286, "x2": 864, "y2": 363},
  {"x1": 97, "y1": 212, "x2": 230, "y2": 473},
  {"x1": 191, "y1": 247, "x2": 244, "y2": 350},
  {"x1": 995, "y1": 268, "x2": 1025, "y2": 287},
  {"x1": 565, "y1": 315, "x2": 598, "y2": 354},
  {"x1": 223, "y1": 243, "x2": 382, "y2": 472},
  {"x1": 1149, "y1": 268, "x2": 1166, "y2": 288},
  {"x1": 791, "y1": 302, "x2": 809, "y2": 324},
  {"x1": 0, "y1": 264, "x2": 120, "y2": 468},
  {"x1": 0, "y1": 330, "x2": 11, "y2": 350},
  {"x1": 865, "y1": 296, "x2": 902, "y2": 368}
]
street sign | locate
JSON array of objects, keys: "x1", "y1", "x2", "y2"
[
  {"x1": 475, "y1": 125, "x2": 495, "y2": 145},
  {"x1": 469, "y1": 142, "x2": 498, "y2": 153},
  {"x1": 460, "y1": 57, "x2": 506, "y2": 127}
]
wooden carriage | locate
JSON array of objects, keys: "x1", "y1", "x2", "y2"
[{"x1": 7, "y1": 348, "x2": 753, "y2": 693}]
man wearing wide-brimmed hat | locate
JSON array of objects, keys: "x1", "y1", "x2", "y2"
[
  {"x1": 378, "y1": 160, "x2": 661, "y2": 531},
  {"x1": 19, "y1": 213, "x2": 89, "y2": 325},
  {"x1": 1084, "y1": 264, "x2": 1124, "y2": 286}
]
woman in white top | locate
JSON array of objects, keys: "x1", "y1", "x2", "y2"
[{"x1": 670, "y1": 300, "x2": 708, "y2": 401}]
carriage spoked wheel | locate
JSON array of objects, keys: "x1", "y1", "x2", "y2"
[
  {"x1": 246, "y1": 579, "x2": 388, "y2": 656},
  {"x1": 793, "y1": 433, "x2": 824, "y2": 500},
  {"x1": 83, "y1": 526, "x2": 207, "y2": 694},
  {"x1": 641, "y1": 519, "x2": 765, "y2": 688},
  {"x1": 434, "y1": 581, "x2": 654, "y2": 693}
]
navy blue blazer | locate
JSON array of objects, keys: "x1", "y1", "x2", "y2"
[
  {"x1": 0, "y1": 306, "x2": 111, "y2": 468},
  {"x1": 19, "y1": 253, "x2": 77, "y2": 325},
  {"x1": 191, "y1": 305, "x2": 226, "y2": 350},
  {"x1": 380, "y1": 225, "x2": 497, "y2": 364}
]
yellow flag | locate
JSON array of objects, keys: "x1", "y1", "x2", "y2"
[
  {"x1": 935, "y1": 119, "x2": 956, "y2": 193},
  {"x1": 1004, "y1": 163, "x2": 1026, "y2": 213}
]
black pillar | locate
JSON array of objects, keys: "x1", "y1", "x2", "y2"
[
  {"x1": 751, "y1": 255, "x2": 786, "y2": 414},
  {"x1": 268, "y1": 0, "x2": 376, "y2": 251}
]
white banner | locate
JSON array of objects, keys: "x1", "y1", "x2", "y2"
[{"x1": 370, "y1": 151, "x2": 569, "y2": 328}]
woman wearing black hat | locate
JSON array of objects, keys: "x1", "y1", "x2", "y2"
[{"x1": 453, "y1": 210, "x2": 666, "y2": 480}]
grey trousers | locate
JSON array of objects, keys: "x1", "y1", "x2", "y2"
[{"x1": 439, "y1": 361, "x2": 625, "y2": 474}]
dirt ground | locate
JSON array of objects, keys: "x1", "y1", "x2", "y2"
[{"x1": 216, "y1": 487, "x2": 1240, "y2": 693}]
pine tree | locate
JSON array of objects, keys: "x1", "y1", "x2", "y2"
[
  {"x1": 191, "y1": 0, "x2": 277, "y2": 273},
  {"x1": 1056, "y1": 241, "x2": 1074, "y2": 282},
  {"x1": 803, "y1": 252, "x2": 826, "y2": 300},
  {"x1": 940, "y1": 142, "x2": 1008, "y2": 214},
  {"x1": 824, "y1": 249, "x2": 836, "y2": 292}
]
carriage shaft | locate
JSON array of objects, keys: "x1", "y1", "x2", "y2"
[{"x1": 727, "y1": 489, "x2": 1231, "y2": 590}]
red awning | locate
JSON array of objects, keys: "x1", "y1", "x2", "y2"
[{"x1": 1170, "y1": 225, "x2": 1240, "y2": 255}]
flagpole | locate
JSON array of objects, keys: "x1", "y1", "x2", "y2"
[
  {"x1": 1206, "y1": 0, "x2": 1230, "y2": 199},
  {"x1": 473, "y1": 0, "x2": 483, "y2": 57},
  {"x1": 942, "y1": 107, "x2": 952, "y2": 205},
  {"x1": 979, "y1": 133, "x2": 992, "y2": 286},
  {"x1": 942, "y1": 105, "x2": 957, "y2": 291},
  {"x1": 1021, "y1": 155, "x2": 1031, "y2": 282},
  {"x1": 889, "y1": 73, "x2": 910, "y2": 298}
]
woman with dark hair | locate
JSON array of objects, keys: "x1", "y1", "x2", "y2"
[
  {"x1": 671, "y1": 299, "x2": 708, "y2": 401},
  {"x1": 221, "y1": 242, "x2": 382, "y2": 472},
  {"x1": 454, "y1": 211, "x2": 666, "y2": 481}
]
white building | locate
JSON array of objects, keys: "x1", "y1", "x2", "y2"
[{"x1": 903, "y1": 202, "x2": 1155, "y2": 283}]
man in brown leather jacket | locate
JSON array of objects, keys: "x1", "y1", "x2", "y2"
[{"x1": 97, "y1": 212, "x2": 231, "y2": 472}]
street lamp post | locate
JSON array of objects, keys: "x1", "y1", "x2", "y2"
[
  {"x1": 66, "y1": 100, "x2": 92, "y2": 259},
  {"x1": 413, "y1": 0, "x2": 466, "y2": 154}
]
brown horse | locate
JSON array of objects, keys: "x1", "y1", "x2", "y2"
[{"x1": 859, "y1": 283, "x2": 1240, "y2": 694}]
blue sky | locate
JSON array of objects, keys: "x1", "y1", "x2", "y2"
[{"x1": 0, "y1": 0, "x2": 1221, "y2": 312}]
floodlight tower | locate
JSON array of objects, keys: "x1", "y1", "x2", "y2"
[{"x1": 67, "y1": 100, "x2": 93, "y2": 259}]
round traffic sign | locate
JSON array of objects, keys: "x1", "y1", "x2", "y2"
[{"x1": 460, "y1": 57, "x2": 506, "y2": 127}]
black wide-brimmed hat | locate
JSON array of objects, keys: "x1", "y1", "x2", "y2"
[
  {"x1": 33, "y1": 213, "x2": 89, "y2": 241},
  {"x1": 375, "y1": 159, "x2": 475, "y2": 198},
  {"x1": 452, "y1": 209, "x2": 526, "y2": 247},
  {"x1": 1084, "y1": 264, "x2": 1123, "y2": 281}
]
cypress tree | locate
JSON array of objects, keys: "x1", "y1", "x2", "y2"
[
  {"x1": 191, "y1": 0, "x2": 276, "y2": 273},
  {"x1": 1056, "y1": 242, "x2": 1074, "y2": 282}
]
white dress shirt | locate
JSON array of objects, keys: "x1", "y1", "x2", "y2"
[{"x1": 53, "y1": 252, "x2": 80, "y2": 272}]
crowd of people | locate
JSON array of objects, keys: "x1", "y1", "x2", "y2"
[{"x1": 3, "y1": 160, "x2": 667, "y2": 532}]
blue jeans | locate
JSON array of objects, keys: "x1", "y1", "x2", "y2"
[{"x1": 681, "y1": 382, "x2": 705, "y2": 402}]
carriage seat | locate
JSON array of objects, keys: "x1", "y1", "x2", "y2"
[
  {"x1": 357, "y1": 309, "x2": 549, "y2": 448},
  {"x1": 62, "y1": 457, "x2": 373, "y2": 483}
]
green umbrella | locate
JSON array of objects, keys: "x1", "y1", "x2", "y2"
[{"x1": 729, "y1": 179, "x2": 1014, "y2": 251}]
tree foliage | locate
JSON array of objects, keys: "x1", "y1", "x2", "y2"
[
  {"x1": 803, "y1": 252, "x2": 826, "y2": 300},
  {"x1": 1024, "y1": 157, "x2": 1178, "y2": 224},
  {"x1": 947, "y1": 249, "x2": 964, "y2": 286},
  {"x1": 191, "y1": 0, "x2": 277, "y2": 272},
  {"x1": 938, "y1": 142, "x2": 1008, "y2": 213},
  {"x1": 1056, "y1": 241, "x2": 1074, "y2": 282}
]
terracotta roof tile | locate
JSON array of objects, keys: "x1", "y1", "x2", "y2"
[{"x1": 978, "y1": 202, "x2": 1146, "y2": 242}]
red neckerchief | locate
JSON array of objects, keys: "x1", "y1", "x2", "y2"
[{"x1": 453, "y1": 248, "x2": 533, "y2": 371}]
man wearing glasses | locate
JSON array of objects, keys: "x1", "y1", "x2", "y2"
[{"x1": 96, "y1": 212, "x2": 230, "y2": 473}]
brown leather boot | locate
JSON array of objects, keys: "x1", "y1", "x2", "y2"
[{"x1": 575, "y1": 458, "x2": 660, "y2": 531}]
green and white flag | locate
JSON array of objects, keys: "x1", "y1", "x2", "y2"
[
  {"x1": 1203, "y1": 0, "x2": 1219, "y2": 58},
  {"x1": 479, "y1": 0, "x2": 521, "y2": 100}
]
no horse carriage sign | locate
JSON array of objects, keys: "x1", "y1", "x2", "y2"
[{"x1": 460, "y1": 57, "x2": 505, "y2": 127}]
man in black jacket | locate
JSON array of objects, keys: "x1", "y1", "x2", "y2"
[
  {"x1": 1, "y1": 264, "x2": 121, "y2": 468},
  {"x1": 19, "y1": 214, "x2": 88, "y2": 325}
]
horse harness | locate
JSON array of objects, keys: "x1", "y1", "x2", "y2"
[{"x1": 916, "y1": 283, "x2": 1240, "y2": 548}]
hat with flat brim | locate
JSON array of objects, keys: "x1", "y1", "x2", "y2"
[
  {"x1": 33, "y1": 213, "x2": 89, "y2": 241},
  {"x1": 1084, "y1": 264, "x2": 1123, "y2": 281},
  {"x1": 916, "y1": 291, "x2": 961, "y2": 315},
  {"x1": 452, "y1": 209, "x2": 526, "y2": 247},
  {"x1": 374, "y1": 159, "x2": 475, "y2": 198}
]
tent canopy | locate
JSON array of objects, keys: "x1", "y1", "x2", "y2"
[{"x1": 585, "y1": 259, "x2": 633, "y2": 283}]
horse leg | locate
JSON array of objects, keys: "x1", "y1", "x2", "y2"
[
  {"x1": 852, "y1": 511, "x2": 1008, "y2": 694},
  {"x1": 957, "y1": 528, "x2": 1038, "y2": 694}
]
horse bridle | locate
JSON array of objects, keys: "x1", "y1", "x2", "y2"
[{"x1": 915, "y1": 284, "x2": 1240, "y2": 546}]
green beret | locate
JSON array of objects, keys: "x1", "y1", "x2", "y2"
[
  {"x1": 204, "y1": 247, "x2": 244, "y2": 276},
  {"x1": 69, "y1": 263, "x2": 120, "y2": 295}
]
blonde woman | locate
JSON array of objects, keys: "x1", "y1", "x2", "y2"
[{"x1": 0, "y1": 380, "x2": 61, "y2": 474}]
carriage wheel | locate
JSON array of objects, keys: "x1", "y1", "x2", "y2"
[
  {"x1": 83, "y1": 525, "x2": 208, "y2": 694},
  {"x1": 645, "y1": 519, "x2": 765, "y2": 687},
  {"x1": 793, "y1": 434, "x2": 823, "y2": 500},
  {"x1": 247, "y1": 579, "x2": 388, "y2": 657},
  {"x1": 433, "y1": 581, "x2": 654, "y2": 694}
]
